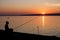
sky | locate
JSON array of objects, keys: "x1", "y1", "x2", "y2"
[{"x1": 0, "y1": 0, "x2": 60, "y2": 14}]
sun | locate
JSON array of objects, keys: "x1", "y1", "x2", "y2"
[{"x1": 42, "y1": 12, "x2": 45, "y2": 14}]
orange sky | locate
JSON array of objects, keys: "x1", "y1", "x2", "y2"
[{"x1": 0, "y1": 0, "x2": 60, "y2": 14}]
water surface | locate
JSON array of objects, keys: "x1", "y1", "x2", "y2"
[{"x1": 0, "y1": 16, "x2": 60, "y2": 37}]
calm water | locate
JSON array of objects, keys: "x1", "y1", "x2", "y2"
[{"x1": 0, "y1": 16, "x2": 60, "y2": 37}]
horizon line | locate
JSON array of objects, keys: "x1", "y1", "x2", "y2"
[{"x1": 0, "y1": 13, "x2": 60, "y2": 16}]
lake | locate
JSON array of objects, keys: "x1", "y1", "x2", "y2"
[{"x1": 0, "y1": 16, "x2": 60, "y2": 37}]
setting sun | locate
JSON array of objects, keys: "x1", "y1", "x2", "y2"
[{"x1": 42, "y1": 12, "x2": 45, "y2": 14}]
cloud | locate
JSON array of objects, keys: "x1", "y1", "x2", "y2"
[
  {"x1": 46, "y1": 0, "x2": 60, "y2": 3},
  {"x1": 45, "y1": 3, "x2": 60, "y2": 6}
]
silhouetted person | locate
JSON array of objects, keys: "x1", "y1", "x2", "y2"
[
  {"x1": 5, "y1": 21, "x2": 13, "y2": 33},
  {"x1": 5, "y1": 21, "x2": 9, "y2": 31}
]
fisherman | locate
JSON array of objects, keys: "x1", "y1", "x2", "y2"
[{"x1": 5, "y1": 21, "x2": 9, "y2": 31}]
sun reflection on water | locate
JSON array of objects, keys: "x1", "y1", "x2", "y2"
[
  {"x1": 42, "y1": 16, "x2": 44, "y2": 27},
  {"x1": 42, "y1": 12, "x2": 45, "y2": 29}
]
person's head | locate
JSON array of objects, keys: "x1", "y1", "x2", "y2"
[{"x1": 6, "y1": 21, "x2": 9, "y2": 24}]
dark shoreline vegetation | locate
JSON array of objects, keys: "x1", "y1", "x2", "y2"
[
  {"x1": 0, "y1": 21, "x2": 60, "y2": 40},
  {"x1": 0, "y1": 13, "x2": 60, "y2": 16},
  {"x1": 0, "y1": 30, "x2": 60, "y2": 40}
]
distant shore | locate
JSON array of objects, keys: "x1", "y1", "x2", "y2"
[{"x1": 0, "y1": 13, "x2": 60, "y2": 16}]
